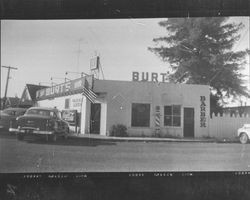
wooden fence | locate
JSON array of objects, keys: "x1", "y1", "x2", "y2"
[{"x1": 209, "y1": 113, "x2": 250, "y2": 138}]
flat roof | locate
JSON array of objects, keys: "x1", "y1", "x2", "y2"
[{"x1": 94, "y1": 79, "x2": 210, "y2": 89}]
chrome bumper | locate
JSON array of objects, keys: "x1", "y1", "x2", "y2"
[{"x1": 9, "y1": 128, "x2": 54, "y2": 135}]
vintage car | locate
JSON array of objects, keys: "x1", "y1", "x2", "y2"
[
  {"x1": 0, "y1": 107, "x2": 27, "y2": 132},
  {"x1": 10, "y1": 107, "x2": 70, "y2": 141},
  {"x1": 237, "y1": 124, "x2": 250, "y2": 144}
]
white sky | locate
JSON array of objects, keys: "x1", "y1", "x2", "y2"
[{"x1": 1, "y1": 17, "x2": 249, "y2": 106}]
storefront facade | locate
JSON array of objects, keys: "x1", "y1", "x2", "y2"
[{"x1": 35, "y1": 77, "x2": 210, "y2": 138}]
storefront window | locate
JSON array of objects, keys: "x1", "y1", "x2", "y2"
[
  {"x1": 164, "y1": 105, "x2": 181, "y2": 127},
  {"x1": 65, "y1": 98, "x2": 70, "y2": 109},
  {"x1": 131, "y1": 103, "x2": 150, "y2": 127}
]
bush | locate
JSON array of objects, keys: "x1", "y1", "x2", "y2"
[{"x1": 110, "y1": 124, "x2": 127, "y2": 137}]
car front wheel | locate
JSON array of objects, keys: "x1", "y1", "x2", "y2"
[{"x1": 240, "y1": 133, "x2": 249, "y2": 144}]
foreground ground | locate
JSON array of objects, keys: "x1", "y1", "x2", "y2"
[{"x1": 0, "y1": 131, "x2": 250, "y2": 172}]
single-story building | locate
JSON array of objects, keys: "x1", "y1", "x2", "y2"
[{"x1": 35, "y1": 76, "x2": 210, "y2": 138}]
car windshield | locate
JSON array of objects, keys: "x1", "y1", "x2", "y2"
[{"x1": 26, "y1": 109, "x2": 57, "y2": 118}]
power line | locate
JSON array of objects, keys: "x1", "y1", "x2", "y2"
[{"x1": 76, "y1": 38, "x2": 83, "y2": 74}]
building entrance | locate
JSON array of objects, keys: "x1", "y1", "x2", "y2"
[
  {"x1": 90, "y1": 103, "x2": 101, "y2": 134},
  {"x1": 184, "y1": 107, "x2": 194, "y2": 137}
]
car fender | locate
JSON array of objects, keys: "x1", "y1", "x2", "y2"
[{"x1": 239, "y1": 130, "x2": 250, "y2": 138}]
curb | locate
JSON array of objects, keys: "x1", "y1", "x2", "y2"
[{"x1": 68, "y1": 134, "x2": 217, "y2": 143}]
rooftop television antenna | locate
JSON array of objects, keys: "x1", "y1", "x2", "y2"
[{"x1": 76, "y1": 38, "x2": 83, "y2": 74}]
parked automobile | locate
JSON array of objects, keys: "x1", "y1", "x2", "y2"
[
  {"x1": 10, "y1": 107, "x2": 70, "y2": 142},
  {"x1": 0, "y1": 107, "x2": 27, "y2": 132},
  {"x1": 237, "y1": 124, "x2": 250, "y2": 144}
]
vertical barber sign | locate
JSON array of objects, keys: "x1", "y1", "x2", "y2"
[{"x1": 200, "y1": 96, "x2": 207, "y2": 127}]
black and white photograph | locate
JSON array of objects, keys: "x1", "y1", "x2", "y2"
[
  {"x1": 1, "y1": 16, "x2": 250, "y2": 173},
  {"x1": 0, "y1": 1, "x2": 250, "y2": 198}
]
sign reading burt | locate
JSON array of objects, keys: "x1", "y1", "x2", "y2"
[
  {"x1": 132, "y1": 72, "x2": 168, "y2": 83},
  {"x1": 200, "y1": 96, "x2": 206, "y2": 127},
  {"x1": 36, "y1": 76, "x2": 93, "y2": 100}
]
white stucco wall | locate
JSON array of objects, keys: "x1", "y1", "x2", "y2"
[{"x1": 93, "y1": 80, "x2": 210, "y2": 138}]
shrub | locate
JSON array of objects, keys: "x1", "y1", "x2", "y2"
[{"x1": 110, "y1": 124, "x2": 127, "y2": 137}]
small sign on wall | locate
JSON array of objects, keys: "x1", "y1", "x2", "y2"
[{"x1": 72, "y1": 98, "x2": 82, "y2": 108}]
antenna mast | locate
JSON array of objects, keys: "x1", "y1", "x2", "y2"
[{"x1": 76, "y1": 39, "x2": 83, "y2": 74}]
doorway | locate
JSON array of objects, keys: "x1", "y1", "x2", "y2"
[
  {"x1": 90, "y1": 103, "x2": 101, "y2": 134},
  {"x1": 184, "y1": 107, "x2": 194, "y2": 138}
]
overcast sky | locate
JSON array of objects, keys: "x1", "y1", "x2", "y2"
[{"x1": 1, "y1": 17, "x2": 249, "y2": 105}]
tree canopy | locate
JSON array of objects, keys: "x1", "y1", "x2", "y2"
[{"x1": 149, "y1": 17, "x2": 249, "y2": 110}]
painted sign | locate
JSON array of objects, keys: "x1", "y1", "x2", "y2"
[
  {"x1": 200, "y1": 96, "x2": 206, "y2": 127},
  {"x1": 36, "y1": 76, "x2": 93, "y2": 100},
  {"x1": 72, "y1": 98, "x2": 82, "y2": 108},
  {"x1": 62, "y1": 109, "x2": 77, "y2": 125},
  {"x1": 132, "y1": 72, "x2": 169, "y2": 83}
]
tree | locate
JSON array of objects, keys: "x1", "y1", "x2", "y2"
[{"x1": 149, "y1": 17, "x2": 249, "y2": 113}]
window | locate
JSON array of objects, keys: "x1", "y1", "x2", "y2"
[
  {"x1": 131, "y1": 103, "x2": 150, "y2": 127},
  {"x1": 65, "y1": 98, "x2": 70, "y2": 109},
  {"x1": 164, "y1": 105, "x2": 181, "y2": 127}
]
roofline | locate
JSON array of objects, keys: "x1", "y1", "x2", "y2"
[{"x1": 94, "y1": 79, "x2": 210, "y2": 87}]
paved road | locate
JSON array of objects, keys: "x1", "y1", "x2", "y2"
[{"x1": 1, "y1": 132, "x2": 250, "y2": 172}]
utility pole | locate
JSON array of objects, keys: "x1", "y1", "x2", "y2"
[{"x1": 1, "y1": 66, "x2": 18, "y2": 109}]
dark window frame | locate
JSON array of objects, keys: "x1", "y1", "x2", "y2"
[
  {"x1": 131, "y1": 103, "x2": 150, "y2": 127},
  {"x1": 164, "y1": 105, "x2": 181, "y2": 127}
]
